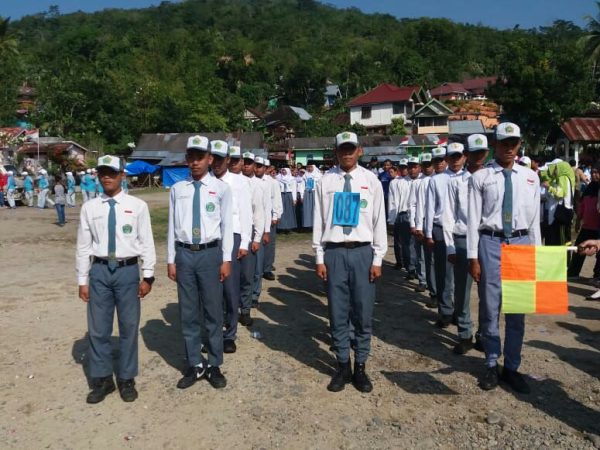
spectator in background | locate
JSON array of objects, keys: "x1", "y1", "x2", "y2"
[
  {"x1": 0, "y1": 170, "x2": 6, "y2": 208},
  {"x1": 368, "y1": 156, "x2": 379, "y2": 175},
  {"x1": 568, "y1": 167, "x2": 600, "y2": 281},
  {"x1": 379, "y1": 159, "x2": 394, "y2": 220},
  {"x1": 544, "y1": 160, "x2": 575, "y2": 245},
  {"x1": 53, "y1": 176, "x2": 66, "y2": 226}
]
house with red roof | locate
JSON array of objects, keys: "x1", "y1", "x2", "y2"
[{"x1": 348, "y1": 83, "x2": 428, "y2": 133}]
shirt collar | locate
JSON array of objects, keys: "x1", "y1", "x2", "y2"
[
  {"x1": 101, "y1": 190, "x2": 125, "y2": 203},
  {"x1": 187, "y1": 172, "x2": 212, "y2": 185},
  {"x1": 491, "y1": 161, "x2": 520, "y2": 173}
]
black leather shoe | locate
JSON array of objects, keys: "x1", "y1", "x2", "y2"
[
  {"x1": 394, "y1": 263, "x2": 402, "y2": 270},
  {"x1": 474, "y1": 337, "x2": 485, "y2": 352},
  {"x1": 86, "y1": 376, "x2": 116, "y2": 404},
  {"x1": 352, "y1": 362, "x2": 373, "y2": 393},
  {"x1": 251, "y1": 301, "x2": 259, "y2": 309},
  {"x1": 117, "y1": 378, "x2": 138, "y2": 402},
  {"x1": 327, "y1": 361, "x2": 352, "y2": 392},
  {"x1": 415, "y1": 284, "x2": 427, "y2": 293},
  {"x1": 453, "y1": 337, "x2": 474, "y2": 355},
  {"x1": 405, "y1": 272, "x2": 416, "y2": 281},
  {"x1": 177, "y1": 366, "x2": 205, "y2": 389},
  {"x1": 480, "y1": 366, "x2": 499, "y2": 391},
  {"x1": 223, "y1": 339, "x2": 237, "y2": 354},
  {"x1": 425, "y1": 296, "x2": 437, "y2": 308},
  {"x1": 238, "y1": 313, "x2": 253, "y2": 327},
  {"x1": 435, "y1": 315, "x2": 453, "y2": 329},
  {"x1": 206, "y1": 366, "x2": 227, "y2": 389},
  {"x1": 262, "y1": 272, "x2": 275, "y2": 281},
  {"x1": 500, "y1": 368, "x2": 531, "y2": 394}
]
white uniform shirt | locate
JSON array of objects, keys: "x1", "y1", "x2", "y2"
[
  {"x1": 408, "y1": 174, "x2": 424, "y2": 228},
  {"x1": 221, "y1": 170, "x2": 253, "y2": 250},
  {"x1": 425, "y1": 168, "x2": 463, "y2": 238},
  {"x1": 414, "y1": 175, "x2": 432, "y2": 231},
  {"x1": 256, "y1": 175, "x2": 273, "y2": 233},
  {"x1": 387, "y1": 176, "x2": 412, "y2": 224},
  {"x1": 313, "y1": 165, "x2": 388, "y2": 266},
  {"x1": 244, "y1": 175, "x2": 266, "y2": 244},
  {"x1": 269, "y1": 176, "x2": 284, "y2": 221},
  {"x1": 76, "y1": 191, "x2": 156, "y2": 285},
  {"x1": 167, "y1": 173, "x2": 234, "y2": 264},
  {"x1": 441, "y1": 170, "x2": 472, "y2": 255},
  {"x1": 295, "y1": 176, "x2": 306, "y2": 200},
  {"x1": 467, "y1": 162, "x2": 541, "y2": 259}
]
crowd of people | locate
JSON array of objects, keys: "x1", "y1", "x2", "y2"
[{"x1": 12, "y1": 123, "x2": 595, "y2": 404}]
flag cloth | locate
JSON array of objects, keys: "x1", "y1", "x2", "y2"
[{"x1": 500, "y1": 245, "x2": 568, "y2": 314}]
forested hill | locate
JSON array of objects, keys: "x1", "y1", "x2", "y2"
[{"x1": 0, "y1": 0, "x2": 594, "y2": 152}]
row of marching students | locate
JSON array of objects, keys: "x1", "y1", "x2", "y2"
[{"x1": 387, "y1": 123, "x2": 540, "y2": 394}]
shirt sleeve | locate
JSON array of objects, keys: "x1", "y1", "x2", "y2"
[
  {"x1": 371, "y1": 179, "x2": 388, "y2": 266},
  {"x1": 415, "y1": 181, "x2": 426, "y2": 231},
  {"x1": 408, "y1": 181, "x2": 417, "y2": 228},
  {"x1": 251, "y1": 183, "x2": 265, "y2": 243},
  {"x1": 75, "y1": 205, "x2": 93, "y2": 285},
  {"x1": 424, "y1": 179, "x2": 435, "y2": 238},
  {"x1": 528, "y1": 177, "x2": 542, "y2": 246},
  {"x1": 137, "y1": 201, "x2": 156, "y2": 278},
  {"x1": 167, "y1": 186, "x2": 177, "y2": 264},
  {"x1": 387, "y1": 180, "x2": 397, "y2": 224},
  {"x1": 220, "y1": 184, "x2": 234, "y2": 262},
  {"x1": 237, "y1": 180, "x2": 253, "y2": 250},
  {"x1": 312, "y1": 177, "x2": 326, "y2": 265},
  {"x1": 272, "y1": 180, "x2": 284, "y2": 219},
  {"x1": 467, "y1": 175, "x2": 483, "y2": 259},
  {"x1": 442, "y1": 179, "x2": 457, "y2": 255},
  {"x1": 263, "y1": 181, "x2": 272, "y2": 233}
]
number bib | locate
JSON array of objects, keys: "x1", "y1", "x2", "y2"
[
  {"x1": 306, "y1": 178, "x2": 315, "y2": 190},
  {"x1": 332, "y1": 192, "x2": 360, "y2": 227}
]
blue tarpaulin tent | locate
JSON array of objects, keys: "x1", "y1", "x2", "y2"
[
  {"x1": 125, "y1": 160, "x2": 159, "y2": 175},
  {"x1": 162, "y1": 167, "x2": 190, "y2": 187}
]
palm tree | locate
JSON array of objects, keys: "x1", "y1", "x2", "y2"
[
  {"x1": 0, "y1": 17, "x2": 18, "y2": 59},
  {"x1": 580, "y1": 2, "x2": 600, "y2": 77}
]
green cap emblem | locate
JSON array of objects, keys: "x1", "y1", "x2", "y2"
[
  {"x1": 206, "y1": 202, "x2": 215, "y2": 212},
  {"x1": 193, "y1": 137, "x2": 201, "y2": 145},
  {"x1": 505, "y1": 125, "x2": 514, "y2": 133},
  {"x1": 122, "y1": 224, "x2": 133, "y2": 234},
  {"x1": 103, "y1": 156, "x2": 112, "y2": 164},
  {"x1": 342, "y1": 132, "x2": 351, "y2": 139},
  {"x1": 475, "y1": 137, "x2": 483, "y2": 145},
  {"x1": 214, "y1": 142, "x2": 222, "y2": 149}
]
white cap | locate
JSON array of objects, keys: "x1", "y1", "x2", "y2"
[
  {"x1": 264, "y1": 159, "x2": 271, "y2": 167},
  {"x1": 186, "y1": 135, "x2": 209, "y2": 152},
  {"x1": 519, "y1": 156, "x2": 532, "y2": 168},
  {"x1": 40, "y1": 169, "x2": 47, "y2": 175},
  {"x1": 467, "y1": 134, "x2": 489, "y2": 151},
  {"x1": 210, "y1": 140, "x2": 228, "y2": 157},
  {"x1": 255, "y1": 156, "x2": 266, "y2": 166},
  {"x1": 242, "y1": 151, "x2": 255, "y2": 161},
  {"x1": 408, "y1": 156, "x2": 420, "y2": 164},
  {"x1": 496, "y1": 122, "x2": 521, "y2": 140},
  {"x1": 446, "y1": 142, "x2": 465, "y2": 155},
  {"x1": 398, "y1": 158, "x2": 408, "y2": 166},
  {"x1": 229, "y1": 145, "x2": 241, "y2": 158},
  {"x1": 97, "y1": 155, "x2": 122, "y2": 172},
  {"x1": 21, "y1": 171, "x2": 28, "y2": 176},
  {"x1": 432, "y1": 146, "x2": 446, "y2": 159},
  {"x1": 420, "y1": 153, "x2": 432, "y2": 163},
  {"x1": 86, "y1": 169, "x2": 92, "y2": 174},
  {"x1": 335, "y1": 131, "x2": 359, "y2": 148},
  {"x1": 7, "y1": 171, "x2": 13, "y2": 175}
]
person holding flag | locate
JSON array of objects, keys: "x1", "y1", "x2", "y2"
[{"x1": 467, "y1": 122, "x2": 541, "y2": 394}]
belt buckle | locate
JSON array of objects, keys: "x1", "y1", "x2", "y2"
[{"x1": 190, "y1": 244, "x2": 201, "y2": 251}]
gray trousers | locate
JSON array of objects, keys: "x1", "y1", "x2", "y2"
[
  {"x1": 252, "y1": 241, "x2": 265, "y2": 303},
  {"x1": 263, "y1": 222, "x2": 277, "y2": 273},
  {"x1": 453, "y1": 236, "x2": 473, "y2": 339},
  {"x1": 392, "y1": 215, "x2": 403, "y2": 266},
  {"x1": 175, "y1": 245, "x2": 224, "y2": 367},
  {"x1": 240, "y1": 241, "x2": 258, "y2": 314},
  {"x1": 432, "y1": 224, "x2": 454, "y2": 316},
  {"x1": 398, "y1": 212, "x2": 415, "y2": 272},
  {"x1": 87, "y1": 262, "x2": 140, "y2": 380},
  {"x1": 325, "y1": 244, "x2": 375, "y2": 364},
  {"x1": 478, "y1": 233, "x2": 527, "y2": 370},
  {"x1": 223, "y1": 234, "x2": 241, "y2": 340},
  {"x1": 38, "y1": 188, "x2": 49, "y2": 208}
]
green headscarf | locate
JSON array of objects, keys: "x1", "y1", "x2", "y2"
[{"x1": 547, "y1": 160, "x2": 576, "y2": 190}]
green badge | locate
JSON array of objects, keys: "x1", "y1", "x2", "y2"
[
  {"x1": 122, "y1": 224, "x2": 133, "y2": 234},
  {"x1": 505, "y1": 125, "x2": 514, "y2": 133},
  {"x1": 102, "y1": 156, "x2": 112, "y2": 164},
  {"x1": 342, "y1": 132, "x2": 351, "y2": 139},
  {"x1": 360, "y1": 199, "x2": 368, "y2": 209},
  {"x1": 475, "y1": 137, "x2": 483, "y2": 145},
  {"x1": 206, "y1": 202, "x2": 215, "y2": 212},
  {"x1": 214, "y1": 142, "x2": 222, "y2": 149},
  {"x1": 192, "y1": 227, "x2": 201, "y2": 236}
]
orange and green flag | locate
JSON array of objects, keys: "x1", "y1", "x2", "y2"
[{"x1": 501, "y1": 245, "x2": 568, "y2": 314}]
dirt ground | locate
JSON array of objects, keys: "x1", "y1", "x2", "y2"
[{"x1": 1, "y1": 190, "x2": 599, "y2": 449}]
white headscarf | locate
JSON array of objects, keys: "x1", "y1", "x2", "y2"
[
  {"x1": 277, "y1": 167, "x2": 295, "y2": 191},
  {"x1": 303, "y1": 164, "x2": 322, "y2": 181}
]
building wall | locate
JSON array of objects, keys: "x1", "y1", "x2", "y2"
[
  {"x1": 350, "y1": 102, "x2": 412, "y2": 127},
  {"x1": 294, "y1": 149, "x2": 327, "y2": 166},
  {"x1": 416, "y1": 125, "x2": 449, "y2": 134}
]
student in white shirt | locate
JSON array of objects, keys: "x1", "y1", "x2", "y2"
[
  {"x1": 262, "y1": 159, "x2": 283, "y2": 281},
  {"x1": 313, "y1": 131, "x2": 387, "y2": 393},
  {"x1": 387, "y1": 159, "x2": 408, "y2": 270},
  {"x1": 76, "y1": 155, "x2": 156, "y2": 404},
  {"x1": 167, "y1": 136, "x2": 233, "y2": 390},
  {"x1": 210, "y1": 140, "x2": 253, "y2": 354},
  {"x1": 252, "y1": 157, "x2": 273, "y2": 307},
  {"x1": 467, "y1": 123, "x2": 540, "y2": 394}
]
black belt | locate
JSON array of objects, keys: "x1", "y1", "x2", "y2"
[
  {"x1": 177, "y1": 240, "x2": 219, "y2": 251},
  {"x1": 93, "y1": 257, "x2": 138, "y2": 267},
  {"x1": 433, "y1": 223, "x2": 443, "y2": 228},
  {"x1": 481, "y1": 229, "x2": 528, "y2": 238},
  {"x1": 453, "y1": 234, "x2": 467, "y2": 239},
  {"x1": 398, "y1": 211, "x2": 409, "y2": 214},
  {"x1": 325, "y1": 242, "x2": 370, "y2": 250}
]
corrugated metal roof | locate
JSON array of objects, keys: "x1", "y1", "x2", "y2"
[
  {"x1": 561, "y1": 117, "x2": 600, "y2": 142},
  {"x1": 289, "y1": 106, "x2": 312, "y2": 121},
  {"x1": 130, "y1": 150, "x2": 169, "y2": 159},
  {"x1": 413, "y1": 99, "x2": 453, "y2": 117},
  {"x1": 135, "y1": 132, "x2": 263, "y2": 154},
  {"x1": 429, "y1": 82, "x2": 469, "y2": 97},
  {"x1": 348, "y1": 83, "x2": 420, "y2": 107},
  {"x1": 449, "y1": 120, "x2": 486, "y2": 135}
]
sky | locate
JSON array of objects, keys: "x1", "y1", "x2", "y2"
[{"x1": 2, "y1": 0, "x2": 597, "y2": 30}]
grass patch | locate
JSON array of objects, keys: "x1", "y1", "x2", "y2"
[
  {"x1": 150, "y1": 206, "x2": 169, "y2": 242},
  {"x1": 131, "y1": 186, "x2": 166, "y2": 196}
]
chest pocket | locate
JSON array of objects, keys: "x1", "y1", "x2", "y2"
[
  {"x1": 204, "y1": 195, "x2": 221, "y2": 217},
  {"x1": 359, "y1": 190, "x2": 373, "y2": 216},
  {"x1": 482, "y1": 178, "x2": 500, "y2": 206},
  {"x1": 120, "y1": 213, "x2": 138, "y2": 239}
]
